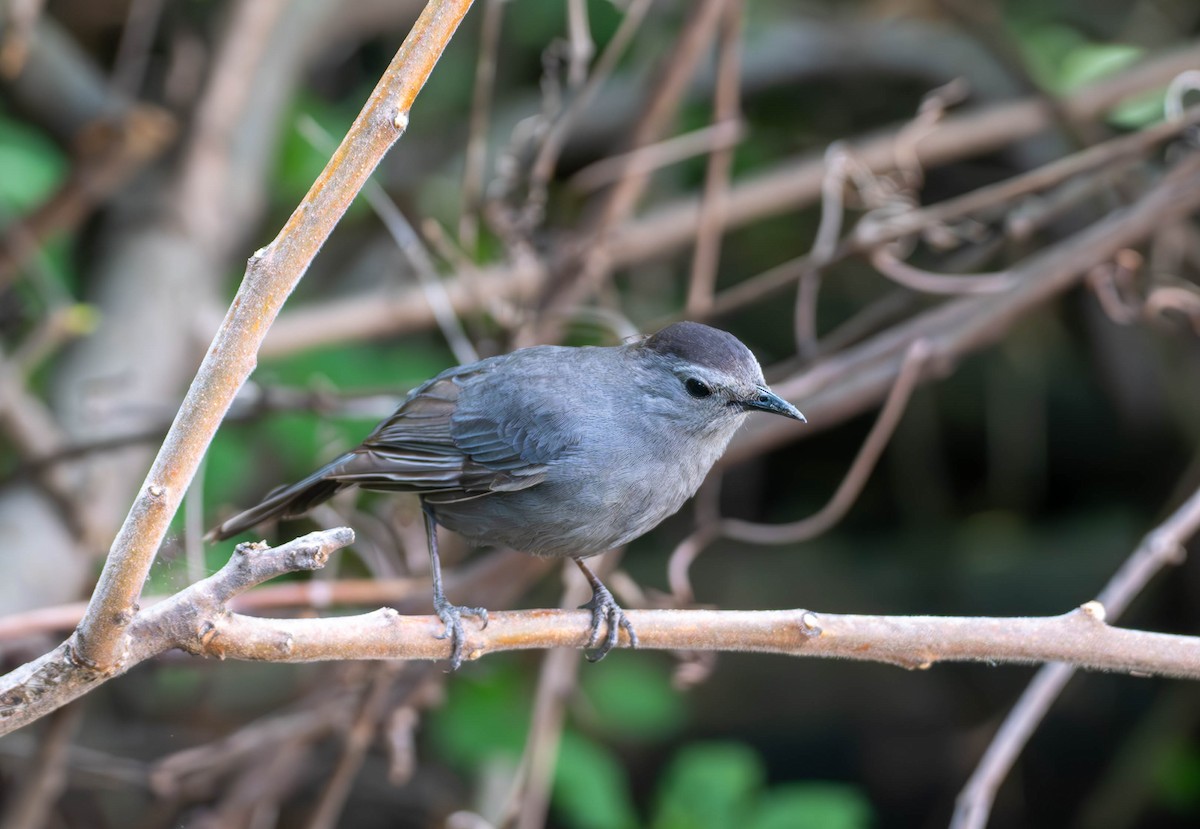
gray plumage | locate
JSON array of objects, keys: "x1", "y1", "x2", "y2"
[{"x1": 208, "y1": 322, "x2": 804, "y2": 667}]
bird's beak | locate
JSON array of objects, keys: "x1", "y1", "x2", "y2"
[{"x1": 742, "y1": 386, "x2": 806, "y2": 422}]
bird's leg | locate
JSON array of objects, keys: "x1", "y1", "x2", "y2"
[
  {"x1": 423, "y1": 506, "x2": 488, "y2": 670},
  {"x1": 574, "y1": 557, "x2": 638, "y2": 662}
]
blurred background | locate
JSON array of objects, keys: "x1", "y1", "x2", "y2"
[{"x1": 2, "y1": 0, "x2": 1200, "y2": 827}]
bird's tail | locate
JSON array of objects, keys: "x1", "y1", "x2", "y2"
[{"x1": 205, "y1": 452, "x2": 356, "y2": 542}]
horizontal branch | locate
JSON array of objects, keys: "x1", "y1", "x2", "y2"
[
  {"x1": 166, "y1": 602, "x2": 1200, "y2": 682},
  {"x1": 4, "y1": 525, "x2": 1196, "y2": 737}
]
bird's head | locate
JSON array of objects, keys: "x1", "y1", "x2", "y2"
[{"x1": 636, "y1": 322, "x2": 805, "y2": 430}]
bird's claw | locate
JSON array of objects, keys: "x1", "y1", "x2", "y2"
[
  {"x1": 434, "y1": 599, "x2": 488, "y2": 671},
  {"x1": 580, "y1": 582, "x2": 638, "y2": 662}
]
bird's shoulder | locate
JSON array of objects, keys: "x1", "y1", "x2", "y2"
[{"x1": 363, "y1": 347, "x2": 586, "y2": 474}]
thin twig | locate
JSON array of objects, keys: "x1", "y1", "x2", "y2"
[
  {"x1": 794, "y1": 143, "x2": 851, "y2": 358},
  {"x1": 508, "y1": 563, "x2": 589, "y2": 829},
  {"x1": 951, "y1": 483, "x2": 1200, "y2": 829},
  {"x1": 724, "y1": 150, "x2": 1200, "y2": 467},
  {"x1": 264, "y1": 51, "x2": 1200, "y2": 357},
  {"x1": 563, "y1": 0, "x2": 593, "y2": 88},
  {"x1": 536, "y1": 0, "x2": 730, "y2": 330},
  {"x1": 724, "y1": 339, "x2": 930, "y2": 544},
  {"x1": 686, "y1": 0, "x2": 744, "y2": 317},
  {"x1": 524, "y1": 0, "x2": 654, "y2": 215},
  {"x1": 110, "y1": 0, "x2": 164, "y2": 95},
  {"x1": 567, "y1": 120, "x2": 745, "y2": 193},
  {"x1": 868, "y1": 248, "x2": 1016, "y2": 295},
  {"x1": 305, "y1": 664, "x2": 403, "y2": 829},
  {"x1": 296, "y1": 115, "x2": 478, "y2": 364},
  {"x1": 459, "y1": 0, "x2": 506, "y2": 256},
  {"x1": 0, "y1": 702, "x2": 82, "y2": 829}
]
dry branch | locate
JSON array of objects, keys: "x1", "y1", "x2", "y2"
[
  {"x1": 726, "y1": 148, "x2": 1200, "y2": 465},
  {"x1": 260, "y1": 43, "x2": 1200, "y2": 356},
  {"x1": 5, "y1": 527, "x2": 1199, "y2": 740},
  {"x1": 0, "y1": 0, "x2": 476, "y2": 732},
  {"x1": 952, "y1": 480, "x2": 1200, "y2": 829}
]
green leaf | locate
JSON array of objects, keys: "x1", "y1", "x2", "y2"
[
  {"x1": 1109, "y1": 91, "x2": 1166, "y2": 130},
  {"x1": 581, "y1": 653, "x2": 688, "y2": 741},
  {"x1": 652, "y1": 742, "x2": 765, "y2": 829},
  {"x1": 0, "y1": 114, "x2": 66, "y2": 210},
  {"x1": 553, "y1": 732, "x2": 639, "y2": 829},
  {"x1": 1011, "y1": 24, "x2": 1086, "y2": 94},
  {"x1": 1059, "y1": 43, "x2": 1144, "y2": 94},
  {"x1": 749, "y1": 784, "x2": 873, "y2": 829},
  {"x1": 426, "y1": 666, "x2": 532, "y2": 769}
]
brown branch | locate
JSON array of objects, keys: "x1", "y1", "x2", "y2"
[
  {"x1": 523, "y1": 0, "x2": 653, "y2": 210},
  {"x1": 192, "y1": 603, "x2": 1200, "y2": 680},
  {"x1": 0, "y1": 529, "x2": 358, "y2": 736},
  {"x1": 951, "y1": 481, "x2": 1200, "y2": 829},
  {"x1": 724, "y1": 149, "x2": 1200, "y2": 466},
  {"x1": 685, "y1": 0, "x2": 744, "y2": 317},
  {"x1": 712, "y1": 104, "x2": 1200, "y2": 325},
  {"x1": 0, "y1": 702, "x2": 81, "y2": 829},
  {"x1": 457, "y1": 0, "x2": 504, "y2": 255},
  {"x1": 669, "y1": 340, "x2": 929, "y2": 603},
  {"x1": 262, "y1": 44, "x2": 1200, "y2": 356},
  {"x1": 67, "y1": 0, "x2": 475, "y2": 674},
  {"x1": 868, "y1": 248, "x2": 1016, "y2": 295},
  {"x1": 0, "y1": 0, "x2": 476, "y2": 728},
  {"x1": 853, "y1": 107, "x2": 1200, "y2": 251},
  {"x1": 0, "y1": 547, "x2": 551, "y2": 644},
  {"x1": 304, "y1": 664, "x2": 402, "y2": 829},
  {"x1": 533, "y1": 0, "x2": 731, "y2": 331},
  {"x1": 2, "y1": 523, "x2": 1197, "y2": 746}
]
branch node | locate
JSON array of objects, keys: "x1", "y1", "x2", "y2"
[
  {"x1": 1079, "y1": 600, "x2": 1107, "y2": 623},
  {"x1": 393, "y1": 109, "x2": 410, "y2": 132},
  {"x1": 196, "y1": 620, "x2": 224, "y2": 658},
  {"x1": 146, "y1": 483, "x2": 166, "y2": 499},
  {"x1": 799, "y1": 610, "x2": 823, "y2": 636},
  {"x1": 66, "y1": 636, "x2": 127, "y2": 677},
  {"x1": 288, "y1": 542, "x2": 331, "y2": 571},
  {"x1": 1149, "y1": 532, "x2": 1188, "y2": 566},
  {"x1": 234, "y1": 539, "x2": 269, "y2": 557}
]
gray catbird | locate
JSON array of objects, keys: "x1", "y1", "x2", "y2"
[{"x1": 208, "y1": 321, "x2": 805, "y2": 667}]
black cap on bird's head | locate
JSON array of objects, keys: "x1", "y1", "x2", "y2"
[
  {"x1": 640, "y1": 322, "x2": 806, "y2": 422},
  {"x1": 642, "y1": 321, "x2": 762, "y2": 380}
]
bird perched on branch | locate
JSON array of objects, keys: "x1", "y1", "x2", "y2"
[{"x1": 208, "y1": 321, "x2": 805, "y2": 668}]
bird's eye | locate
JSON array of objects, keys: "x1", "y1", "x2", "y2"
[{"x1": 685, "y1": 378, "x2": 712, "y2": 398}]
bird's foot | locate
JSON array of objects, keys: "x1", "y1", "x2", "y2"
[
  {"x1": 434, "y1": 597, "x2": 488, "y2": 671},
  {"x1": 580, "y1": 582, "x2": 638, "y2": 662}
]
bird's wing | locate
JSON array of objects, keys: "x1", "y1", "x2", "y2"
[{"x1": 327, "y1": 361, "x2": 576, "y2": 495}]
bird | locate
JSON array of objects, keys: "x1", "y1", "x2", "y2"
[{"x1": 207, "y1": 321, "x2": 805, "y2": 668}]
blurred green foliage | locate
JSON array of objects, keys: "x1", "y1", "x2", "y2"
[
  {"x1": 427, "y1": 661, "x2": 871, "y2": 828},
  {"x1": 0, "y1": 108, "x2": 65, "y2": 210},
  {"x1": 1009, "y1": 21, "x2": 1162, "y2": 126}
]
